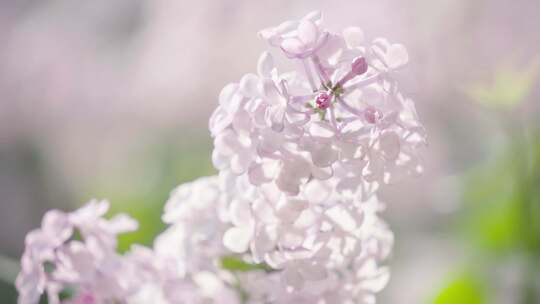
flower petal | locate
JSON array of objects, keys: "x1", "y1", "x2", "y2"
[
  {"x1": 239, "y1": 73, "x2": 259, "y2": 98},
  {"x1": 281, "y1": 267, "x2": 304, "y2": 291},
  {"x1": 386, "y1": 44, "x2": 408, "y2": 69},
  {"x1": 378, "y1": 132, "x2": 400, "y2": 160},
  {"x1": 223, "y1": 227, "x2": 252, "y2": 253},
  {"x1": 257, "y1": 52, "x2": 274, "y2": 78},
  {"x1": 299, "y1": 262, "x2": 327, "y2": 281},
  {"x1": 343, "y1": 27, "x2": 364, "y2": 48},
  {"x1": 297, "y1": 20, "x2": 319, "y2": 46},
  {"x1": 281, "y1": 38, "x2": 305, "y2": 55}
]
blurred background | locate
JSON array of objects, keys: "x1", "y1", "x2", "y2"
[{"x1": 1, "y1": 0, "x2": 539, "y2": 303}]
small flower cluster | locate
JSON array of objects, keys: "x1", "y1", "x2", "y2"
[
  {"x1": 16, "y1": 200, "x2": 139, "y2": 304},
  {"x1": 16, "y1": 11, "x2": 424, "y2": 304},
  {"x1": 16, "y1": 184, "x2": 238, "y2": 304}
]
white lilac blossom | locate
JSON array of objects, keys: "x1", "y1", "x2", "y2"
[
  {"x1": 160, "y1": 176, "x2": 231, "y2": 274},
  {"x1": 221, "y1": 175, "x2": 393, "y2": 295},
  {"x1": 17, "y1": 176, "x2": 393, "y2": 304},
  {"x1": 124, "y1": 245, "x2": 239, "y2": 304},
  {"x1": 158, "y1": 175, "x2": 393, "y2": 303},
  {"x1": 17, "y1": 11, "x2": 423, "y2": 304},
  {"x1": 210, "y1": 11, "x2": 426, "y2": 196}
]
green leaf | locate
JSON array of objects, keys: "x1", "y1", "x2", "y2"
[
  {"x1": 58, "y1": 286, "x2": 76, "y2": 301},
  {"x1": 433, "y1": 273, "x2": 486, "y2": 304},
  {"x1": 71, "y1": 228, "x2": 83, "y2": 242},
  {"x1": 43, "y1": 261, "x2": 55, "y2": 274},
  {"x1": 39, "y1": 293, "x2": 48, "y2": 304},
  {"x1": 220, "y1": 256, "x2": 271, "y2": 272},
  {"x1": 459, "y1": 150, "x2": 524, "y2": 254}
]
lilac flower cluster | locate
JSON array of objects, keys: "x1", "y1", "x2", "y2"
[
  {"x1": 16, "y1": 11, "x2": 424, "y2": 304},
  {"x1": 211, "y1": 11, "x2": 425, "y2": 197},
  {"x1": 16, "y1": 200, "x2": 139, "y2": 304},
  {"x1": 210, "y1": 9, "x2": 425, "y2": 298}
]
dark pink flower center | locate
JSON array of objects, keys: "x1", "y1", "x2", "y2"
[
  {"x1": 364, "y1": 106, "x2": 382, "y2": 124},
  {"x1": 315, "y1": 92, "x2": 331, "y2": 109}
]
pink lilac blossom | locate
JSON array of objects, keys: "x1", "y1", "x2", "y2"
[
  {"x1": 17, "y1": 11, "x2": 424, "y2": 304},
  {"x1": 210, "y1": 10, "x2": 422, "y2": 301},
  {"x1": 15, "y1": 200, "x2": 139, "y2": 304},
  {"x1": 210, "y1": 10, "x2": 426, "y2": 196},
  {"x1": 16, "y1": 195, "x2": 239, "y2": 304}
]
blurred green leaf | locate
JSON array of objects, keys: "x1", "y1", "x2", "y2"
[
  {"x1": 460, "y1": 133, "x2": 540, "y2": 256},
  {"x1": 82, "y1": 133, "x2": 215, "y2": 252},
  {"x1": 43, "y1": 261, "x2": 55, "y2": 274},
  {"x1": 475, "y1": 196, "x2": 521, "y2": 252},
  {"x1": 460, "y1": 153, "x2": 523, "y2": 254},
  {"x1": 0, "y1": 281, "x2": 17, "y2": 304},
  {"x1": 467, "y1": 57, "x2": 540, "y2": 109},
  {"x1": 111, "y1": 196, "x2": 166, "y2": 252},
  {"x1": 220, "y1": 256, "x2": 271, "y2": 272},
  {"x1": 433, "y1": 273, "x2": 486, "y2": 304},
  {"x1": 58, "y1": 286, "x2": 76, "y2": 301}
]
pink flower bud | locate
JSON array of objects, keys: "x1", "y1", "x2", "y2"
[
  {"x1": 364, "y1": 106, "x2": 382, "y2": 124},
  {"x1": 351, "y1": 57, "x2": 368, "y2": 75},
  {"x1": 315, "y1": 92, "x2": 331, "y2": 109}
]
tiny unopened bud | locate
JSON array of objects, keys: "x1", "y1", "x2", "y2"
[
  {"x1": 336, "y1": 57, "x2": 369, "y2": 87},
  {"x1": 364, "y1": 106, "x2": 382, "y2": 124},
  {"x1": 316, "y1": 92, "x2": 331, "y2": 110},
  {"x1": 351, "y1": 57, "x2": 368, "y2": 75}
]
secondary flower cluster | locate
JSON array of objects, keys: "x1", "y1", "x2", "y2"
[
  {"x1": 16, "y1": 200, "x2": 139, "y2": 304},
  {"x1": 17, "y1": 178, "x2": 391, "y2": 304},
  {"x1": 16, "y1": 11, "x2": 424, "y2": 304}
]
